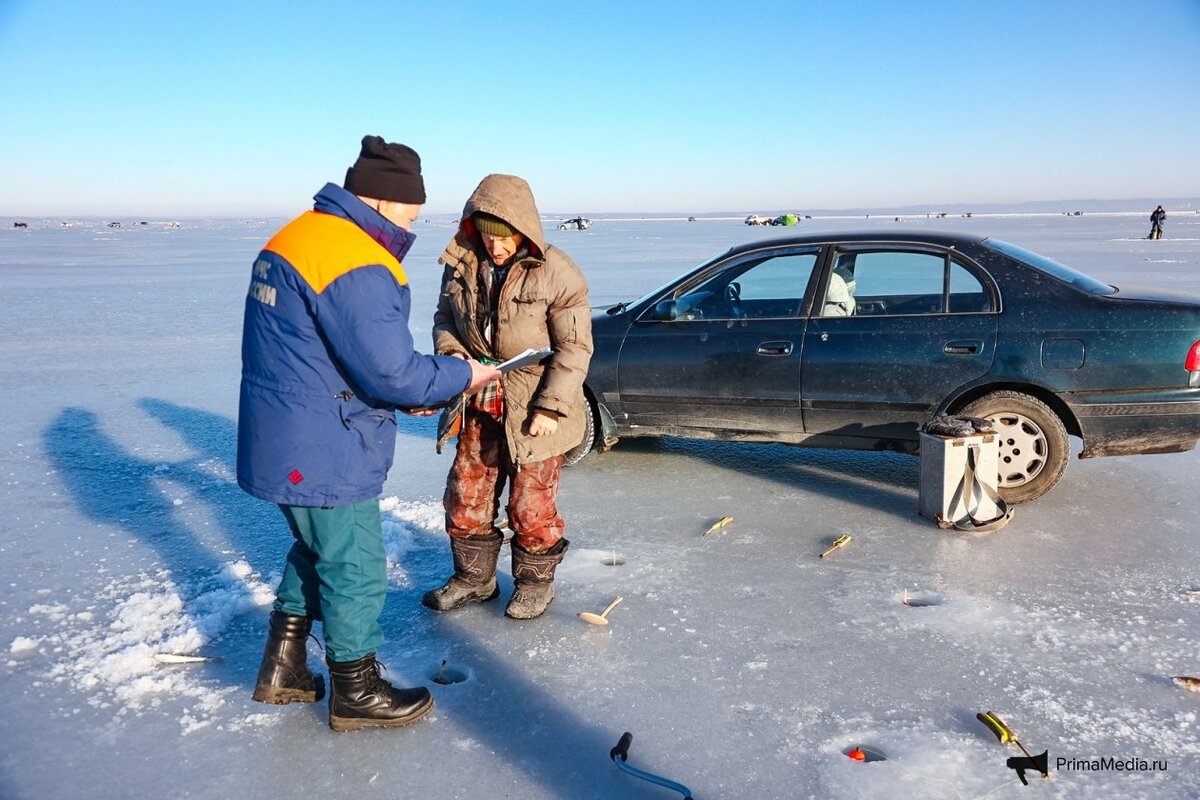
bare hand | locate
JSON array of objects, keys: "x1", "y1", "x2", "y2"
[
  {"x1": 465, "y1": 359, "x2": 502, "y2": 394},
  {"x1": 529, "y1": 410, "x2": 559, "y2": 437},
  {"x1": 401, "y1": 407, "x2": 439, "y2": 417}
]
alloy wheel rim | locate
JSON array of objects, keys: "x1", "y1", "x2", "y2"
[{"x1": 988, "y1": 412, "x2": 1047, "y2": 487}]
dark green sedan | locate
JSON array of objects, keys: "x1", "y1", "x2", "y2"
[{"x1": 566, "y1": 231, "x2": 1200, "y2": 502}]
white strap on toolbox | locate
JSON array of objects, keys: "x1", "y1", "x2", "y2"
[
  {"x1": 944, "y1": 441, "x2": 1013, "y2": 532},
  {"x1": 919, "y1": 416, "x2": 1014, "y2": 532}
]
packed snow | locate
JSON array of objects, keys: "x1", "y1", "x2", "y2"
[{"x1": 1, "y1": 209, "x2": 1198, "y2": 799}]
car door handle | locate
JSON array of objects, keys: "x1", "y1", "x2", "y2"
[
  {"x1": 757, "y1": 341, "x2": 794, "y2": 356},
  {"x1": 944, "y1": 340, "x2": 982, "y2": 355}
]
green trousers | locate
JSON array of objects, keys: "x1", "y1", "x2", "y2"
[{"x1": 274, "y1": 500, "x2": 385, "y2": 662}]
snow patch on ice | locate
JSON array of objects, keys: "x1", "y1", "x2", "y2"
[
  {"x1": 380, "y1": 497, "x2": 447, "y2": 587},
  {"x1": 223, "y1": 712, "x2": 283, "y2": 732},
  {"x1": 10, "y1": 636, "x2": 40, "y2": 654},
  {"x1": 28, "y1": 559, "x2": 274, "y2": 732},
  {"x1": 14, "y1": 497, "x2": 464, "y2": 734},
  {"x1": 380, "y1": 496, "x2": 444, "y2": 539},
  {"x1": 30, "y1": 602, "x2": 71, "y2": 623}
]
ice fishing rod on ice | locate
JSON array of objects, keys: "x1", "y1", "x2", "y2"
[{"x1": 610, "y1": 731, "x2": 694, "y2": 799}]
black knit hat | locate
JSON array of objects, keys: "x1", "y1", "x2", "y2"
[
  {"x1": 474, "y1": 212, "x2": 517, "y2": 237},
  {"x1": 343, "y1": 135, "x2": 426, "y2": 204}
]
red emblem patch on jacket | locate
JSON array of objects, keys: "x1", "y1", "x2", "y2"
[{"x1": 288, "y1": 469, "x2": 304, "y2": 485}]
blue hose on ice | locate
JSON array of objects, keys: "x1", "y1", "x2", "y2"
[{"x1": 610, "y1": 731, "x2": 694, "y2": 799}]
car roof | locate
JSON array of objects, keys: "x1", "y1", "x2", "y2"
[{"x1": 724, "y1": 229, "x2": 990, "y2": 258}]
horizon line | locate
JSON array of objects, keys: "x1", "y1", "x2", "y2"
[{"x1": 4, "y1": 196, "x2": 1197, "y2": 222}]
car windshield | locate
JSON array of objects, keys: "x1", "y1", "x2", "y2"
[{"x1": 984, "y1": 238, "x2": 1115, "y2": 295}]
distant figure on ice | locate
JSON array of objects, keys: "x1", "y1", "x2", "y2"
[
  {"x1": 238, "y1": 135, "x2": 499, "y2": 731},
  {"x1": 1149, "y1": 205, "x2": 1166, "y2": 240}
]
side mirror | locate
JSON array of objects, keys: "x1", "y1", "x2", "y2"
[{"x1": 652, "y1": 299, "x2": 678, "y2": 321}]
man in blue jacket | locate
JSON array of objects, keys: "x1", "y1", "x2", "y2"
[{"x1": 239, "y1": 135, "x2": 500, "y2": 731}]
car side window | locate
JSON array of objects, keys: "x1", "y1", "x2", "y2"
[
  {"x1": 841, "y1": 251, "x2": 944, "y2": 316},
  {"x1": 834, "y1": 251, "x2": 989, "y2": 316},
  {"x1": 676, "y1": 252, "x2": 817, "y2": 320},
  {"x1": 948, "y1": 262, "x2": 992, "y2": 312}
]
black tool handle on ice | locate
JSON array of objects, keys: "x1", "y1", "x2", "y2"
[
  {"x1": 609, "y1": 731, "x2": 695, "y2": 799},
  {"x1": 611, "y1": 731, "x2": 633, "y2": 762}
]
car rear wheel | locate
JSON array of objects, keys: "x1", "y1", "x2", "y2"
[
  {"x1": 959, "y1": 390, "x2": 1069, "y2": 504},
  {"x1": 562, "y1": 395, "x2": 598, "y2": 467}
]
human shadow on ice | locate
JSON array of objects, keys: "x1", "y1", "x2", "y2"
[
  {"x1": 363, "y1": 537, "x2": 681, "y2": 798},
  {"x1": 136, "y1": 397, "x2": 281, "y2": 564},
  {"x1": 390, "y1": 608, "x2": 671, "y2": 799},
  {"x1": 42, "y1": 402, "x2": 278, "y2": 663}
]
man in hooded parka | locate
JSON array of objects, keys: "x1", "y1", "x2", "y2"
[{"x1": 424, "y1": 174, "x2": 593, "y2": 620}]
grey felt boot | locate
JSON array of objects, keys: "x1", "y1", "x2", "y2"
[
  {"x1": 421, "y1": 530, "x2": 503, "y2": 611},
  {"x1": 505, "y1": 539, "x2": 569, "y2": 620}
]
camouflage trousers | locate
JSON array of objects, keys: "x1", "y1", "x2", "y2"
[{"x1": 444, "y1": 410, "x2": 565, "y2": 553}]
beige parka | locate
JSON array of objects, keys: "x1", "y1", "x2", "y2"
[{"x1": 433, "y1": 174, "x2": 593, "y2": 464}]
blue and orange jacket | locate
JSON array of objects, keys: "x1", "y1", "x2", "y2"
[{"x1": 237, "y1": 183, "x2": 471, "y2": 506}]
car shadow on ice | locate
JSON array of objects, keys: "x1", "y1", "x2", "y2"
[{"x1": 587, "y1": 437, "x2": 921, "y2": 521}]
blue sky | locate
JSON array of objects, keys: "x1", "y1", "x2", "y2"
[{"x1": 1, "y1": 1, "x2": 1198, "y2": 216}]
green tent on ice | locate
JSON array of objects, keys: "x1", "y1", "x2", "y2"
[{"x1": 778, "y1": 213, "x2": 798, "y2": 226}]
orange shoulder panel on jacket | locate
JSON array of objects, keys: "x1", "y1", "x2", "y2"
[{"x1": 264, "y1": 211, "x2": 408, "y2": 293}]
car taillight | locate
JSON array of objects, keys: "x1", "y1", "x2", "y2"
[{"x1": 1187, "y1": 340, "x2": 1200, "y2": 371}]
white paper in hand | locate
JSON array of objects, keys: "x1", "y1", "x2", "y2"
[{"x1": 498, "y1": 346, "x2": 553, "y2": 373}]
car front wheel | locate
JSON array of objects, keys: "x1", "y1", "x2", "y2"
[{"x1": 959, "y1": 390, "x2": 1069, "y2": 504}]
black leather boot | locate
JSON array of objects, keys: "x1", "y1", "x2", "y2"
[
  {"x1": 327, "y1": 654, "x2": 434, "y2": 732},
  {"x1": 251, "y1": 610, "x2": 325, "y2": 704},
  {"x1": 421, "y1": 530, "x2": 503, "y2": 611},
  {"x1": 505, "y1": 539, "x2": 569, "y2": 620}
]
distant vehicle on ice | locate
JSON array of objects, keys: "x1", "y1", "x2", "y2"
[
  {"x1": 745, "y1": 213, "x2": 800, "y2": 226},
  {"x1": 558, "y1": 217, "x2": 591, "y2": 230}
]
